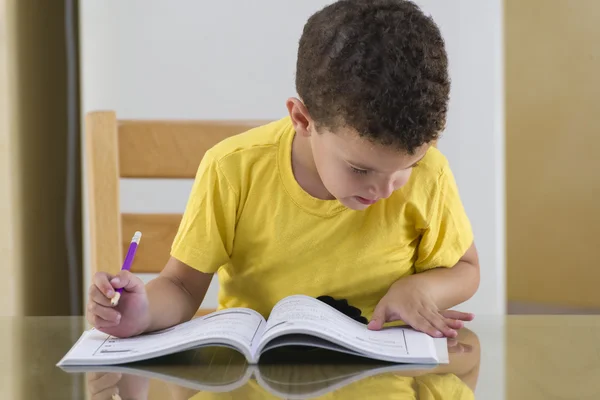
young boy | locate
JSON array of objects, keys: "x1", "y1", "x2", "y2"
[{"x1": 87, "y1": 0, "x2": 479, "y2": 340}]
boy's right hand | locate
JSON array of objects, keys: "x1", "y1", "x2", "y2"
[
  {"x1": 87, "y1": 371, "x2": 150, "y2": 400},
  {"x1": 86, "y1": 270, "x2": 150, "y2": 338}
]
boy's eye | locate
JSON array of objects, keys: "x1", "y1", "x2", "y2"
[{"x1": 350, "y1": 166, "x2": 368, "y2": 175}]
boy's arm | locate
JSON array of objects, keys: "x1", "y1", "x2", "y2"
[
  {"x1": 407, "y1": 242, "x2": 480, "y2": 310},
  {"x1": 143, "y1": 256, "x2": 214, "y2": 333},
  {"x1": 144, "y1": 149, "x2": 234, "y2": 334},
  {"x1": 368, "y1": 161, "x2": 479, "y2": 337},
  {"x1": 368, "y1": 242, "x2": 480, "y2": 337}
]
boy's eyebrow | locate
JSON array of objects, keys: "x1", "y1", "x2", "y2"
[
  {"x1": 348, "y1": 155, "x2": 426, "y2": 171},
  {"x1": 347, "y1": 161, "x2": 380, "y2": 172}
]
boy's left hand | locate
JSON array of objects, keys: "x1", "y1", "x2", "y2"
[{"x1": 367, "y1": 278, "x2": 474, "y2": 338}]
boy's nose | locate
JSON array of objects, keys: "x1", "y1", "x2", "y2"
[
  {"x1": 370, "y1": 181, "x2": 395, "y2": 199},
  {"x1": 380, "y1": 184, "x2": 395, "y2": 199},
  {"x1": 371, "y1": 175, "x2": 408, "y2": 199}
]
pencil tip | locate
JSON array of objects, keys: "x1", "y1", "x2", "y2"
[{"x1": 110, "y1": 292, "x2": 121, "y2": 306}]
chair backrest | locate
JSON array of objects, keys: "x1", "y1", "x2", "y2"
[{"x1": 85, "y1": 111, "x2": 269, "y2": 277}]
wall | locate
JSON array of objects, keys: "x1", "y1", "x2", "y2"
[
  {"x1": 1, "y1": 0, "x2": 80, "y2": 397},
  {"x1": 1, "y1": 0, "x2": 79, "y2": 317},
  {"x1": 427, "y1": 1, "x2": 505, "y2": 317},
  {"x1": 79, "y1": 1, "x2": 505, "y2": 318},
  {"x1": 9, "y1": 0, "x2": 80, "y2": 316},
  {"x1": 0, "y1": 0, "x2": 21, "y2": 318},
  {"x1": 506, "y1": 0, "x2": 600, "y2": 310}
]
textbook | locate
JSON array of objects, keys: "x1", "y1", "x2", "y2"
[
  {"x1": 57, "y1": 295, "x2": 446, "y2": 366},
  {"x1": 61, "y1": 345, "x2": 450, "y2": 399}
]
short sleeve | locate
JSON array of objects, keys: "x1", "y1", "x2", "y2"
[
  {"x1": 170, "y1": 150, "x2": 237, "y2": 273},
  {"x1": 414, "y1": 166, "x2": 474, "y2": 273}
]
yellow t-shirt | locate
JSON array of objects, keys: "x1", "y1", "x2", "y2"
[
  {"x1": 171, "y1": 117, "x2": 473, "y2": 321},
  {"x1": 187, "y1": 373, "x2": 474, "y2": 400}
]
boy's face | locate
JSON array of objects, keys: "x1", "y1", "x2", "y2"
[{"x1": 309, "y1": 124, "x2": 430, "y2": 211}]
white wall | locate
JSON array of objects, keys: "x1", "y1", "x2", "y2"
[
  {"x1": 421, "y1": 1, "x2": 506, "y2": 318},
  {"x1": 80, "y1": 1, "x2": 505, "y2": 318}
]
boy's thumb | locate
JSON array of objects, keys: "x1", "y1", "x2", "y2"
[
  {"x1": 110, "y1": 270, "x2": 144, "y2": 293},
  {"x1": 368, "y1": 302, "x2": 387, "y2": 331}
]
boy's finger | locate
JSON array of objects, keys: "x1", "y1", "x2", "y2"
[
  {"x1": 89, "y1": 286, "x2": 113, "y2": 307},
  {"x1": 448, "y1": 343, "x2": 464, "y2": 354},
  {"x1": 88, "y1": 373, "x2": 122, "y2": 395},
  {"x1": 88, "y1": 301, "x2": 121, "y2": 323},
  {"x1": 410, "y1": 313, "x2": 442, "y2": 338},
  {"x1": 422, "y1": 309, "x2": 457, "y2": 338},
  {"x1": 448, "y1": 342, "x2": 473, "y2": 354},
  {"x1": 444, "y1": 318, "x2": 465, "y2": 330},
  {"x1": 459, "y1": 343, "x2": 473, "y2": 353},
  {"x1": 367, "y1": 302, "x2": 388, "y2": 331},
  {"x1": 87, "y1": 372, "x2": 107, "y2": 383},
  {"x1": 91, "y1": 386, "x2": 119, "y2": 400},
  {"x1": 439, "y1": 310, "x2": 474, "y2": 322},
  {"x1": 110, "y1": 270, "x2": 144, "y2": 294},
  {"x1": 89, "y1": 313, "x2": 121, "y2": 330},
  {"x1": 93, "y1": 272, "x2": 116, "y2": 299}
]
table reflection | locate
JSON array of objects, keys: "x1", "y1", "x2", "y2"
[{"x1": 80, "y1": 328, "x2": 480, "y2": 400}]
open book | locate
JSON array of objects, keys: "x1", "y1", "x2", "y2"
[
  {"x1": 61, "y1": 345, "x2": 451, "y2": 399},
  {"x1": 58, "y1": 295, "x2": 445, "y2": 366}
]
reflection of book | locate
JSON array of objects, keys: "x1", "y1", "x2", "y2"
[
  {"x1": 62, "y1": 344, "x2": 452, "y2": 399},
  {"x1": 58, "y1": 295, "x2": 446, "y2": 366}
]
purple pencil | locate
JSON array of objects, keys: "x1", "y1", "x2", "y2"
[{"x1": 111, "y1": 231, "x2": 142, "y2": 306}]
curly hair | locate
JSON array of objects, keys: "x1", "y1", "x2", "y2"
[{"x1": 295, "y1": 0, "x2": 449, "y2": 154}]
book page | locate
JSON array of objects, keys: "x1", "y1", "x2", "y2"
[
  {"x1": 58, "y1": 308, "x2": 265, "y2": 365},
  {"x1": 96, "y1": 310, "x2": 264, "y2": 354},
  {"x1": 256, "y1": 295, "x2": 437, "y2": 363}
]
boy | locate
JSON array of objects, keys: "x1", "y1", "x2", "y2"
[{"x1": 87, "y1": 0, "x2": 479, "y2": 340}]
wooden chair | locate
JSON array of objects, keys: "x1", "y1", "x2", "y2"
[{"x1": 85, "y1": 111, "x2": 268, "y2": 314}]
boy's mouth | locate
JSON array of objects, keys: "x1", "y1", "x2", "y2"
[{"x1": 355, "y1": 196, "x2": 378, "y2": 205}]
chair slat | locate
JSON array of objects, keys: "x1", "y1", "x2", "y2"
[
  {"x1": 121, "y1": 213, "x2": 183, "y2": 273},
  {"x1": 118, "y1": 120, "x2": 269, "y2": 178}
]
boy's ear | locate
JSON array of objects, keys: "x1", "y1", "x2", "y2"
[{"x1": 286, "y1": 97, "x2": 313, "y2": 138}]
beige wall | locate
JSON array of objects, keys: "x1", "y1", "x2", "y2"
[
  {"x1": 0, "y1": 0, "x2": 23, "y2": 318},
  {"x1": 1, "y1": 3, "x2": 21, "y2": 400},
  {"x1": 506, "y1": 0, "x2": 600, "y2": 309},
  {"x1": 0, "y1": 0, "x2": 81, "y2": 317},
  {"x1": 2, "y1": 1, "x2": 81, "y2": 397}
]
